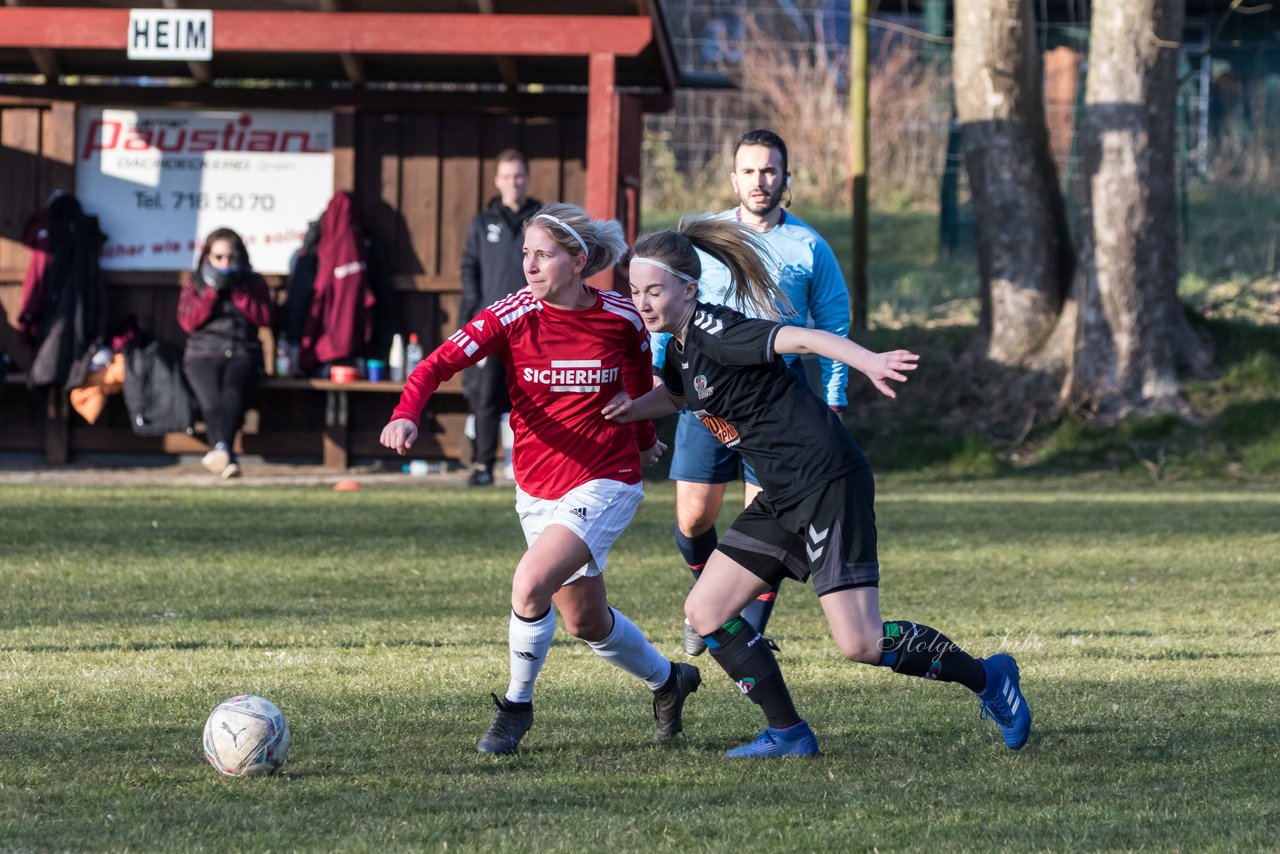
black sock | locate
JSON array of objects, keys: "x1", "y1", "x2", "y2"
[
  {"x1": 656, "y1": 661, "x2": 679, "y2": 694},
  {"x1": 707, "y1": 617, "x2": 800, "y2": 729},
  {"x1": 674, "y1": 524, "x2": 718, "y2": 582},
  {"x1": 878, "y1": 620, "x2": 987, "y2": 693}
]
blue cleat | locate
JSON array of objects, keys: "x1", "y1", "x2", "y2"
[
  {"x1": 724, "y1": 720, "x2": 820, "y2": 758},
  {"x1": 979, "y1": 654, "x2": 1031, "y2": 750}
]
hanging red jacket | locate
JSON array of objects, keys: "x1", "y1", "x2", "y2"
[{"x1": 301, "y1": 191, "x2": 374, "y2": 367}]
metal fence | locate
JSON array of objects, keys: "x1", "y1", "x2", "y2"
[{"x1": 646, "y1": 1, "x2": 1280, "y2": 322}]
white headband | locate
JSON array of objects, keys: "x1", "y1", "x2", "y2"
[
  {"x1": 534, "y1": 213, "x2": 589, "y2": 257},
  {"x1": 631, "y1": 256, "x2": 696, "y2": 283}
]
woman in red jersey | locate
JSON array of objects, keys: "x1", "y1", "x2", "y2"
[{"x1": 381, "y1": 203, "x2": 700, "y2": 755}]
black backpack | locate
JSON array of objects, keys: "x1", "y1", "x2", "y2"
[{"x1": 123, "y1": 338, "x2": 198, "y2": 437}]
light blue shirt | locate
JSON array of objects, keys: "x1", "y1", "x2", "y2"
[{"x1": 651, "y1": 208, "x2": 852, "y2": 406}]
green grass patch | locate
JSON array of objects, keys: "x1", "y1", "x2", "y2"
[
  {"x1": 2, "y1": 480, "x2": 1278, "y2": 850},
  {"x1": 1180, "y1": 186, "x2": 1280, "y2": 286}
]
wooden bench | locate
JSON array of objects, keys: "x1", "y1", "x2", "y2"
[
  {"x1": 262, "y1": 377, "x2": 406, "y2": 470},
  {"x1": 0, "y1": 370, "x2": 466, "y2": 470},
  {"x1": 2, "y1": 371, "x2": 71, "y2": 464}
]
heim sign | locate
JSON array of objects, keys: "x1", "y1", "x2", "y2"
[
  {"x1": 76, "y1": 108, "x2": 335, "y2": 273},
  {"x1": 127, "y1": 9, "x2": 213, "y2": 61}
]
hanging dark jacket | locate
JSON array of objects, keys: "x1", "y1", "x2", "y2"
[
  {"x1": 459, "y1": 196, "x2": 541, "y2": 324},
  {"x1": 282, "y1": 220, "x2": 323, "y2": 349},
  {"x1": 22, "y1": 195, "x2": 107, "y2": 391}
]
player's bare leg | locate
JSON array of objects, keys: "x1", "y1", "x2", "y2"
[{"x1": 674, "y1": 480, "x2": 727, "y2": 655}]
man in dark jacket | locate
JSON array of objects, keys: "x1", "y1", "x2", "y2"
[{"x1": 459, "y1": 149, "x2": 540, "y2": 486}]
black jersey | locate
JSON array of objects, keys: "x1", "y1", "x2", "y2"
[{"x1": 661, "y1": 302, "x2": 868, "y2": 507}]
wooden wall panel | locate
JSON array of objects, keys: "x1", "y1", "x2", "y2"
[
  {"x1": 398, "y1": 113, "x2": 440, "y2": 278},
  {"x1": 560, "y1": 112, "x2": 587, "y2": 206},
  {"x1": 521, "y1": 116, "x2": 562, "y2": 204},
  {"x1": 436, "y1": 291, "x2": 461, "y2": 340},
  {"x1": 480, "y1": 114, "x2": 521, "y2": 198},
  {"x1": 393, "y1": 286, "x2": 440, "y2": 354},
  {"x1": 356, "y1": 112, "x2": 403, "y2": 278},
  {"x1": 333, "y1": 108, "x2": 356, "y2": 192},
  {"x1": 0, "y1": 107, "x2": 43, "y2": 274},
  {"x1": 106, "y1": 282, "x2": 185, "y2": 345},
  {"x1": 437, "y1": 113, "x2": 481, "y2": 289},
  {"x1": 40, "y1": 102, "x2": 75, "y2": 197}
]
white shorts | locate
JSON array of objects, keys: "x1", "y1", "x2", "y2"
[{"x1": 514, "y1": 479, "x2": 645, "y2": 586}]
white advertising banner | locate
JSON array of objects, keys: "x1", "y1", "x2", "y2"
[{"x1": 76, "y1": 108, "x2": 335, "y2": 273}]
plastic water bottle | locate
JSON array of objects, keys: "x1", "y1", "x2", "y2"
[
  {"x1": 275, "y1": 339, "x2": 293, "y2": 377},
  {"x1": 405, "y1": 333, "x2": 424, "y2": 375},
  {"x1": 388, "y1": 333, "x2": 405, "y2": 382}
]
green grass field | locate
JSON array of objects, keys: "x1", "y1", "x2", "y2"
[{"x1": 1, "y1": 478, "x2": 1276, "y2": 851}]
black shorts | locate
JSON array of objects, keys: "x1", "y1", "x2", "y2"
[{"x1": 717, "y1": 465, "x2": 879, "y2": 597}]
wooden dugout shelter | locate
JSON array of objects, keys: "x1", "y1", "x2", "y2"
[{"x1": 0, "y1": 1, "x2": 679, "y2": 467}]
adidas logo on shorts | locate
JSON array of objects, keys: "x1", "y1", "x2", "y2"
[{"x1": 569, "y1": 507, "x2": 588, "y2": 521}]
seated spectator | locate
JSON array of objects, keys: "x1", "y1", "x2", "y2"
[{"x1": 177, "y1": 228, "x2": 274, "y2": 479}]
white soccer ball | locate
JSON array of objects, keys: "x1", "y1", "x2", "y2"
[{"x1": 202, "y1": 695, "x2": 291, "y2": 778}]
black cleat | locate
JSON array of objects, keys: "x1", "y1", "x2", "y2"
[
  {"x1": 476, "y1": 693, "x2": 533, "y2": 755},
  {"x1": 652, "y1": 662, "x2": 701, "y2": 742},
  {"x1": 467, "y1": 467, "x2": 495, "y2": 487}
]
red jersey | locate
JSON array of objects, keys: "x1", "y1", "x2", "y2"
[{"x1": 392, "y1": 286, "x2": 659, "y2": 500}]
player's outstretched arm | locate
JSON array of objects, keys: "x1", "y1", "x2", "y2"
[
  {"x1": 602, "y1": 384, "x2": 684, "y2": 423},
  {"x1": 774, "y1": 326, "x2": 919, "y2": 399}
]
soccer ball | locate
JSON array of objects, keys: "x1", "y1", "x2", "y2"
[{"x1": 202, "y1": 695, "x2": 291, "y2": 777}]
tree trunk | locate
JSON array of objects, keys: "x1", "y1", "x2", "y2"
[
  {"x1": 1057, "y1": 0, "x2": 1211, "y2": 420},
  {"x1": 954, "y1": 0, "x2": 1072, "y2": 365}
]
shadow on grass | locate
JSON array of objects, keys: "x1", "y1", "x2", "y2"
[{"x1": 1, "y1": 676, "x2": 1276, "y2": 851}]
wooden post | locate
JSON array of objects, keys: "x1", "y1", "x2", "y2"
[
  {"x1": 45, "y1": 387, "x2": 69, "y2": 464},
  {"x1": 586, "y1": 52, "x2": 622, "y2": 290},
  {"x1": 586, "y1": 52, "x2": 620, "y2": 222},
  {"x1": 333, "y1": 108, "x2": 356, "y2": 192},
  {"x1": 322, "y1": 389, "x2": 349, "y2": 470},
  {"x1": 848, "y1": 0, "x2": 869, "y2": 330}
]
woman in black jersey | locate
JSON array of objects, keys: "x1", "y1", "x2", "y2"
[{"x1": 603, "y1": 218, "x2": 1031, "y2": 757}]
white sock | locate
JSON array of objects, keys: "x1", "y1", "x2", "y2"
[
  {"x1": 586, "y1": 608, "x2": 672, "y2": 691},
  {"x1": 505, "y1": 606, "x2": 556, "y2": 704}
]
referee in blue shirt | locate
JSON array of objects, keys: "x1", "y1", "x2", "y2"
[{"x1": 652, "y1": 130, "x2": 852, "y2": 655}]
